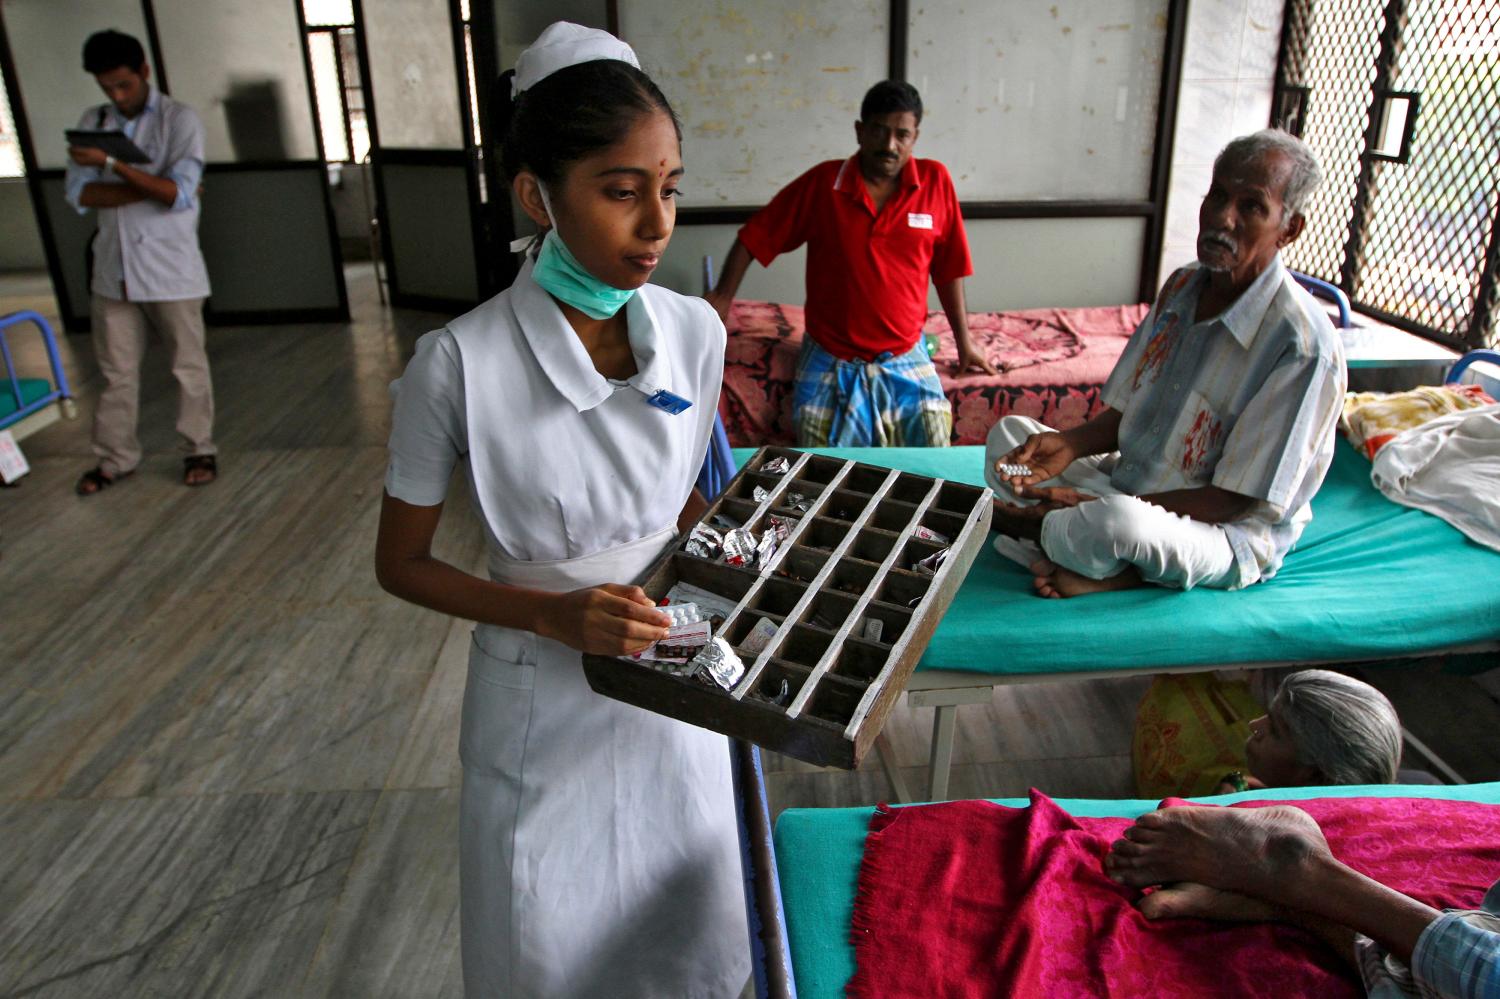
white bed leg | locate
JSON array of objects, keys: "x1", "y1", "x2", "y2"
[
  {"x1": 875, "y1": 731, "x2": 913, "y2": 803},
  {"x1": 928, "y1": 706, "x2": 958, "y2": 801},
  {"x1": 907, "y1": 685, "x2": 992, "y2": 802}
]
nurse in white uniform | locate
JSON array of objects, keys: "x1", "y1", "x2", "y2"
[{"x1": 375, "y1": 24, "x2": 749, "y2": 998}]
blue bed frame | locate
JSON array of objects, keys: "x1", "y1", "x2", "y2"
[{"x1": 0, "y1": 310, "x2": 75, "y2": 439}]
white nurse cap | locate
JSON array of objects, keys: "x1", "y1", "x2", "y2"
[{"x1": 511, "y1": 22, "x2": 641, "y2": 98}]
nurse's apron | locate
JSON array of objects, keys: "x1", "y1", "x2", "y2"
[{"x1": 459, "y1": 527, "x2": 749, "y2": 998}]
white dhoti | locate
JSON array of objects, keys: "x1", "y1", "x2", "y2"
[{"x1": 985, "y1": 415, "x2": 1240, "y2": 590}]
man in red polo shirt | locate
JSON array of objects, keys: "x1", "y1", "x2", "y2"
[{"x1": 705, "y1": 80, "x2": 994, "y2": 447}]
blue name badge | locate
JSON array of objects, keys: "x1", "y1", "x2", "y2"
[{"x1": 646, "y1": 390, "x2": 692, "y2": 415}]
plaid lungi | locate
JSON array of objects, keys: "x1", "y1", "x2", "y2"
[{"x1": 791, "y1": 338, "x2": 952, "y2": 447}]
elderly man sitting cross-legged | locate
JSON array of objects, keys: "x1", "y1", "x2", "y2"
[{"x1": 988, "y1": 128, "x2": 1346, "y2": 598}]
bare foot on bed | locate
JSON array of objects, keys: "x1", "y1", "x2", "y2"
[
  {"x1": 1105, "y1": 804, "x2": 1332, "y2": 904},
  {"x1": 1029, "y1": 560, "x2": 1143, "y2": 598},
  {"x1": 1137, "y1": 881, "x2": 1279, "y2": 923}
]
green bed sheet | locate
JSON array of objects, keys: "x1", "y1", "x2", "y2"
[
  {"x1": 0, "y1": 377, "x2": 51, "y2": 421},
  {"x1": 772, "y1": 782, "x2": 1500, "y2": 998},
  {"x1": 730, "y1": 443, "x2": 1500, "y2": 675}
]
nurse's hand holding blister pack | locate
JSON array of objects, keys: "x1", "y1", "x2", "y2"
[{"x1": 374, "y1": 22, "x2": 748, "y2": 998}]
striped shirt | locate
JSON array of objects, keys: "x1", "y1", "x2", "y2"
[
  {"x1": 1100, "y1": 257, "x2": 1346, "y2": 586},
  {"x1": 1359, "y1": 879, "x2": 1500, "y2": 998}
]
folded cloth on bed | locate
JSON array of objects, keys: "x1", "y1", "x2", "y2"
[
  {"x1": 847, "y1": 791, "x2": 1500, "y2": 999},
  {"x1": 1370, "y1": 404, "x2": 1500, "y2": 554},
  {"x1": 1343, "y1": 385, "x2": 1497, "y2": 459}
]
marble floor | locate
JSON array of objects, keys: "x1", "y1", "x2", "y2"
[{"x1": 2, "y1": 267, "x2": 1497, "y2": 997}]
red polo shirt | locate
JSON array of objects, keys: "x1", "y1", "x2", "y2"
[{"x1": 737, "y1": 155, "x2": 972, "y2": 361}]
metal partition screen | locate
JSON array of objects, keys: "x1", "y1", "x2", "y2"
[{"x1": 1278, "y1": 0, "x2": 1500, "y2": 348}]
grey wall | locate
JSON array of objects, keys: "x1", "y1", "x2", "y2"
[
  {"x1": 656, "y1": 218, "x2": 1146, "y2": 312},
  {"x1": 1159, "y1": 0, "x2": 1283, "y2": 284},
  {"x1": 153, "y1": 0, "x2": 319, "y2": 162},
  {"x1": 0, "y1": 180, "x2": 46, "y2": 271}
]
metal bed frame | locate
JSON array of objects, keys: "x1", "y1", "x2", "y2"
[{"x1": 0, "y1": 310, "x2": 75, "y2": 441}]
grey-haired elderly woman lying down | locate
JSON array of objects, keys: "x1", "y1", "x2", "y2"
[{"x1": 1216, "y1": 669, "x2": 1403, "y2": 795}]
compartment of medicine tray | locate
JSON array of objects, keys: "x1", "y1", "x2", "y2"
[
  {"x1": 804, "y1": 590, "x2": 858, "y2": 632},
  {"x1": 725, "y1": 471, "x2": 783, "y2": 502},
  {"x1": 935, "y1": 480, "x2": 988, "y2": 514},
  {"x1": 777, "y1": 624, "x2": 836, "y2": 666},
  {"x1": 644, "y1": 553, "x2": 758, "y2": 604},
  {"x1": 869, "y1": 499, "x2": 921, "y2": 533},
  {"x1": 795, "y1": 455, "x2": 845, "y2": 486},
  {"x1": 711, "y1": 497, "x2": 762, "y2": 531},
  {"x1": 875, "y1": 568, "x2": 931, "y2": 609},
  {"x1": 723, "y1": 611, "x2": 783, "y2": 651},
  {"x1": 776, "y1": 545, "x2": 829, "y2": 584},
  {"x1": 772, "y1": 481, "x2": 825, "y2": 514},
  {"x1": 747, "y1": 659, "x2": 810, "y2": 712},
  {"x1": 748, "y1": 577, "x2": 806, "y2": 618},
  {"x1": 800, "y1": 518, "x2": 851, "y2": 552},
  {"x1": 857, "y1": 601, "x2": 911, "y2": 644},
  {"x1": 916, "y1": 508, "x2": 968, "y2": 545},
  {"x1": 899, "y1": 536, "x2": 948, "y2": 572},
  {"x1": 842, "y1": 464, "x2": 892, "y2": 495},
  {"x1": 752, "y1": 446, "x2": 802, "y2": 472},
  {"x1": 826, "y1": 558, "x2": 879, "y2": 597},
  {"x1": 888, "y1": 472, "x2": 937, "y2": 504},
  {"x1": 849, "y1": 528, "x2": 899, "y2": 563},
  {"x1": 806, "y1": 674, "x2": 869, "y2": 728},
  {"x1": 821, "y1": 489, "x2": 870, "y2": 524},
  {"x1": 831, "y1": 639, "x2": 894, "y2": 683}
]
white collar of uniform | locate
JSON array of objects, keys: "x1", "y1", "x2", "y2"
[
  {"x1": 1216, "y1": 254, "x2": 1287, "y2": 348},
  {"x1": 512, "y1": 256, "x2": 676, "y2": 413}
]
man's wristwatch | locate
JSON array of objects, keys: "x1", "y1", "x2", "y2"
[{"x1": 103, "y1": 154, "x2": 116, "y2": 174}]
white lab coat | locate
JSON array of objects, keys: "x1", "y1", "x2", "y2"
[{"x1": 386, "y1": 260, "x2": 748, "y2": 997}]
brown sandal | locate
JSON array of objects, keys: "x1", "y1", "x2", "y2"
[
  {"x1": 184, "y1": 454, "x2": 218, "y2": 486},
  {"x1": 77, "y1": 467, "x2": 132, "y2": 496}
]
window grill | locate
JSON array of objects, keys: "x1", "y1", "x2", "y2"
[{"x1": 1277, "y1": 0, "x2": 1500, "y2": 348}]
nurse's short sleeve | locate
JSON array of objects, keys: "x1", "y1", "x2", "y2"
[{"x1": 386, "y1": 329, "x2": 467, "y2": 506}]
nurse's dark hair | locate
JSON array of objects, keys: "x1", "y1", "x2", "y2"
[
  {"x1": 82, "y1": 29, "x2": 146, "y2": 75},
  {"x1": 495, "y1": 60, "x2": 681, "y2": 184},
  {"x1": 861, "y1": 80, "x2": 923, "y2": 124}
]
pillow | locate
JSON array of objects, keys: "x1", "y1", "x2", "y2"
[{"x1": 1342, "y1": 384, "x2": 1497, "y2": 459}]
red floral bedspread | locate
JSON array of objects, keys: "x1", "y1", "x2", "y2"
[{"x1": 719, "y1": 299, "x2": 1151, "y2": 446}]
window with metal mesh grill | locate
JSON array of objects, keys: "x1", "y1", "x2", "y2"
[{"x1": 1277, "y1": 0, "x2": 1500, "y2": 348}]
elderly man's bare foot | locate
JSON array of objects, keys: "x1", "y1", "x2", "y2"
[
  {"x1": 1105, "y1": 804, "x2": 1332, "y2": 902},
  {"x1": 1030, "y1": 560, "x2": 1143, "y2": 598},
  {"x1": 1137, "y1": 881, "x2": 1279, "y2": 923}
]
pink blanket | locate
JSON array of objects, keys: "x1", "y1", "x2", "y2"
[
  {"x1": 720, "y1": 300, "x2": 1149, "y2": 446},
  {"x1": 848, "y1": 791, "x2": 1500, "y2": 998}
]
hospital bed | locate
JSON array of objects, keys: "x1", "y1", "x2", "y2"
[
  {"x1": 729, "y1": 426, "x2": 1500, "y2": 803},
  {"x1": 0, "y1": 310, "x2": 75, "y2": 441},
  {"x1": 733, "y1": 777, "x2": 1500, "y2": 998}
]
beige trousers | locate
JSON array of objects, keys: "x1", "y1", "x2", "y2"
[{"x1": 90, "y1": 294, "x2": 215, "y2": 477}]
